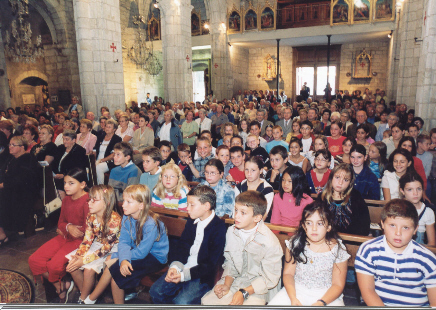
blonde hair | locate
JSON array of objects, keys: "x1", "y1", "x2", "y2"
[
  {"x1": 40, "y1": 124, "x2": 54, "y2": 137},
  {"x1": 123, "y1": 184, "x2": 163, "y2": 245},
  {"x1": 154, "y1": 163, "x2": 187, "y2": 199},
  {"x1": 321, "y1": 163, "x2": 355, "y2": 206},
  {"x1": 220, "y1": 122, "x2": 238, "y2": 137},
  {"x1": 89, "y1": 185, "x2": 117, "y2": 239}
]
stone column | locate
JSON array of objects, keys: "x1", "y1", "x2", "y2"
[
  {"x1": 0, "y1": 30, "x2": 11, "y2": 110},
  {"x1": 208, "y1": 0, "x2": 232, "y2": 99},
  {"x1": 416, "y1": 0, "x2": 436, "y2": 129},
  {"x1": 72, "y1": 0, "x2": 125, "y2": 116},
  {"x1": 158, "y1": 0, "x2": 193, "y2": 103}
]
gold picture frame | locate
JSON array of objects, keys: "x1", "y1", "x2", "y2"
[
  {"x1": 148, "y1": 14, "x2": 161, "y2": 40},
  {"x1": 259, "y1": 0, "x2": 276, "y2": 31},
  {"x1": 243, "y1": 2, "x2": 258, "y2": 32},
  {"x1": 351, "y1": 0, "x2": 372, "y2": 24},
  {"x1": 228, "y1": 5, "x2": 242, "y2": 34},
  {"x1": 373, "y1": 0, "x2": 394, "y2": 21},
  {"x1": 191, "y1": 10, "x2": 201, "y2": 36},
  {"x1": 331, "y1": 0, "x2": 351, "y2": 26}
]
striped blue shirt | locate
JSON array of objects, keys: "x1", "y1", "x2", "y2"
[{"x1": 355, "y1": 236, "x2": 436, "y2": 306}]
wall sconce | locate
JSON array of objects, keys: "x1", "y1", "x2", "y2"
[
  {"x1": 415, "y1": 37, "x2": 423, "y2": 42},
  {"x1": 153, "y1": 1, "x2": 158, "y2": 8},
  {"x1": 204, "y1": 23, "x2": 209, "y2": 29},
  {"x1": 346, "y1": 72, "x2": 351, "y2": 77},
  {"x1": 388, "y1": 31, "x2": 393, "y2": 38},
  {"x1": 372, "y1": 72, "x2": 377, "y2": 76}
]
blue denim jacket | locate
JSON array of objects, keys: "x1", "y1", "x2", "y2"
[
  {"x1": 354, "y1": 165, "x2": 380, "y2": 200},
  {"x1": 202, "y1": 179, "x2": 235, "y2": 217}
]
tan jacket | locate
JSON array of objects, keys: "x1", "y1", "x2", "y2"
[{"x1": 218, "y1": 221, "x2": 283, "y2": 302}]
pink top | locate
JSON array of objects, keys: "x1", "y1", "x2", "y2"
[
  {"x1": 76, "y1": 132, "x2": 97, "y2": 154},
  {"x1": 270, "y1": 193, "x2": 313, "y2": 227}
]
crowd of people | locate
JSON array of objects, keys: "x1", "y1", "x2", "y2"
[{"x1": 1, "y1": 88, "x2": 436, "y2": 306}]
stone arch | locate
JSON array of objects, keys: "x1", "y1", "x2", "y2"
[
  {"x1": 29, "y1": 0, "x2": 59, "y2": 43},
  {"x1": 36, "y1": 0, "x2": 70, "y2": 44},
  {"x1": 15, "y1": 71, "x2": 49, "y2": 86}
]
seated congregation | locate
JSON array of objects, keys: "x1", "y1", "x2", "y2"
[{"x1": 1, "y1": 90, "x2": 436, "y2": 306}]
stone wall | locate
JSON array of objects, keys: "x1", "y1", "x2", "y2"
[
  {"x1": 338, "y1": 40, "x2": 390, "y2": 95},
  {"x1": 0, "y1": 32, "x2": 11, "y2": 110},
  {"x1": 229, "y1": 45, "x2": 249, "y2": 96}
]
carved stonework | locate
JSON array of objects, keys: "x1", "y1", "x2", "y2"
[{"x1": 353, "y1": 48, "x2": 372, "y2": 78}]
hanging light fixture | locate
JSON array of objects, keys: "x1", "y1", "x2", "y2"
[
  {"x1": 144, "y1": 38, "x2": 162, "y2": 76},
  {"x1": 4, "y1": 0, "x2": 43, "y2": 63}
]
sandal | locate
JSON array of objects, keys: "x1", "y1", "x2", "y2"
[{"x1": 57, "y1": 280, "x2": 74, "y2": 304}]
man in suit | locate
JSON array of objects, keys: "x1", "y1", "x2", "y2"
[
  {"x1": 257, "y1": 109, "x2": 273, "y2": 136},
  {"x1": 347, "y1": 110, "x2": 377, "y2": 140},
  {"x1": 276, "y1": 107, "x2": 293, "y2": 138}
]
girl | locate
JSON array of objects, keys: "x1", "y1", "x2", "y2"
[
  {"x1": 327, "y1": 121, "x2": 346, "y2": 157},
  {"x1": 263, "y1": 124, "x2": 274, "y2": 143},
  {"x1": 151, "y1": 163, "x2": 189, "y2": 211},
  {"x1": 306, "y1": 149, "x2": 332, "y2": 194},
  {"x1": 400, "y1": 172, "x2": 436, "y2": 246},
  {"x1": 355, "y1": 123, "x2": 374, "y2": 153},
  {"x1": 234, "y1": 156, "x2": 274, "y2": 220},
  {"x1": 238, "y1": 119, "x2": 249, "y2": 146},
  {"x1": 288, "y1": 138, "x2": 309, "y2": 173},
  {"x1": 83, "y1": 184, "x2": 169, "y2": 304},
  {"x1": 398, "y1": 136, "x2": 428, "y2": 191},
  {"x1": 334, "y1": 138, "x2": 354, "y2": 165},
  {"x1": 270, "y1": 166, "x2": 313, "y2": 227},
  {"x1": 319, "y1": 163, "x2": 370, "y2": 236},
  {"x1": 305, "y1": 135, "x2": 335, "y2": 170},
  {"x1": 381, "y1": 148, "x2": 414, "y2": 201},
  {"x1": 349, "y1": 145, "x2": 380, "y2": 200},
  {"x1": 28, "y1": 168, "x2": 89, "y2": 303},
  {"x1": 286, "y1": 119, "x2": 301, "y2": 143},
  {"x1": 269, "y1": 201, "x2": 349, "y2": 306},
  {"x1": 66, "y1": 185, "x2": 122, "y2": 304},
  {"x1": 368, "y1": 142, "x2": 388, "y2": 178},
  {"x1": 383, "y1": 123, "x2": 404, "y2": 158}
]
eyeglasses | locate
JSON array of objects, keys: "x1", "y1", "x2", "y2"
[
  {"x1": 162, "y1": 175, "x2": 178, "y2": 180},
  {"x1": 315, "y1": 158, "x2": 328, "y2": 162},
  {"x1": 204, "y1": 171, "x2": 218, "y2": 176},
  {"x1": 9, "y1": 144, "x2": 23, "y2": 147},
  {"x1": 87, "y1": 198, "x2": 102, "y2": 203}
]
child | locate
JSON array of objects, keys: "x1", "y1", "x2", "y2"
[
  {"x1": 398, "y1": 136, "x2": 428, "y2": 190},
  {"x1": 288, "y1": 138, "x2": 309, "y2": 173},
  {"x1": 334, "y1": 137, "x2": 355, "y2": 165},
  {"x1": 327, "y1": 120, "x2": 346, "y2": 157},
  {"x1": 29, "y1": 168, "x2": 89, "y2": 303},
  {"x1": 66, "y1": 185, "x2": 122, "y2": 304},
  {"x1": 230, "y1": 136, "x2": 244, "y2": 149},
  {"x1": 152, "y1": 163, "x2": 189, "y2": 211},
  {"x1": 216, "y1": 145, "x2": 232, "y2": 179},
  {"x1": 270, "y1": 166, "x2": 313, "y2": 227},
  {"x1": 176, "y1": 143, "x2": 194, "y2": 182},
  {"x1": 246, "y1": 134, "x2": 269, "y2": 164},
  {"x1": 139, "y1": 146, "x2": 162, "y2": 191},
  {"x1": 319, "y1": 163, "x2": 370, "y2": 236},
  {"x1": 159, "y1": 141, "x2": 177, "y2": 165},
  {"x1": 382, "y1": 129, "x2": 391, "y2": 140},
  {"x1": 306, "y1": 149, "x2": 332, "y2": 194},
  {"x1": 269, "y1": 201, "x2": 349, "y2": 306},
  {"x1": 355, "y1": 123, "x2": 374, "y2": 153},
  {"x1": 408, "y1": 123, "x2": 420, "y2": 142},
  {"x1": 355, "y1": 199, "x2": 436, "y2": 307},
  {"x1": 368, "y1": 142, "x2": 388, "y2": 178},
  {"x1": 297, "y1": 120, "x2": 315, "y2": 156},
  {"x1": 201, "y1": 191, "x2": 283, "y2": 305},
  {"x1": 400, "y1": 172, "x2": 436, "y2": 246},
  {"x1": 227, "y1": 146, "x2": 246, "y2": 185},
  {"x1": 350, "y1": 144, "x2": 380, "y2": 200},
  {"x1": 285, "y1": 120, "x2": 301, "y2": 144},
  {"x1": 265, "y1": 145, "x2": 291, "y2": 190},
  {"x1": 416, "y1": 134, "x2": 433, "y2": 178},
  {"x1": 109, "y1": 142, "x2": 142, "y2": 202},
  {"x1": 194, "y1": 131, "x2": 216, "y2": 159},
  {"x1": 381, "y1": 148, "x2": 414, "y2": 201},
  {"x1": 188, "y1": 137, "x2": 215, "y2": 182},
  {"x1": 305, "y1": 135, "x2": 335, "y2": 170},
  {"x1": 149, "y1": 185, "x2": 227, "y2": 304},
  {"x1": 234, "y1": 156, "x2": 274, "y2": 219},
  {"x1": 262, "y1": 124, "x2": 274, "y2": 143},
  {"x1": 266, "y1": 125, "x2": 289, "y2": 153},
  {"x1": 83, "y1": 184, "x2": 169, "y2": 304}
]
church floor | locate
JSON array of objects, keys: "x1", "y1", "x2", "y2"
[{"x1": 0, "y1": 228, "x2": 360, "y2": 305}]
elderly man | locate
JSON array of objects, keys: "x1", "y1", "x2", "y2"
[
  {"x1": 276, "y1": 107, "x2": 293, "y2": 138},
  {"x1": 86, "y1": 111, "x2": 100, "y2": 130},
  {"x1": 256, "y1": 109, "x2": 273, "y2": 136},
  {"x1": 347, "y1": 110, "x2": 377, "y2": 139},
  {"x1": 157, "y1": 110, "x2": 182, "y2": 149},
  {"x1": 247, "y1": 101, "x2": 257, "y2": 121},
  {"x1": 68, "y1": 96, "x2": 85, "y2": 119},
  {"x1": 375, "y1": 112, "x2": 398, "y2": 141}
]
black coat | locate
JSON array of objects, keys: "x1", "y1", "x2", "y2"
[
  {"x1": 52, "y1": 143, "x2": 87, "y2": 175},
  {"x1": 94, "y1": 133, "x2": 122, "y2": 170}
]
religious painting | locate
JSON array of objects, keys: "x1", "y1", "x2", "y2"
[
  {"x1": 148, "y1": 15, "x2": 160, "y2": 40},
  {"x1": 244, "y1": 4, "x2": 258, "y2": 32},
  {"x1": 262, "y1": 54, "x2": 277, "y2": 81},
  {"x1": 260, "y1": 4, "x2": 275, "y2": 31},
  {"x1": 228, "y1": 6, "x2": 241, "y2": 34},
  {"x1": 374, "y1": 0, "x2": 394, "y2": 21},
  {"x1": 353, "y1": 49, "x2": 372, "y2": 78},
  {"x1": 191, "y1": 11, "x2": 201, "y2": 36},
  {"x1": 331, "y1": 0, "x2": 350, "y2": 25},
  {"x1": 352, "y1": 0, "x2": 371, "y2": 23}
]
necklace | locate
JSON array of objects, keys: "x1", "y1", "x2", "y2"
[{"x1": 309, "y1": 242, "x2": 326, "y2": 263}]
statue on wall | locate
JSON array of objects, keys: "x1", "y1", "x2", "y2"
[{"x1": 262, "y1": 54, "x2": 277, "y2": 81}]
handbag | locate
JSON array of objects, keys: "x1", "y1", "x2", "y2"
[{"x1": 43, "y1": 166, "x2": 62, "y2": 217}]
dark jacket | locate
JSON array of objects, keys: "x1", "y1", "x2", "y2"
[
  {"x1": 169, "y1": 215, "x2": 227, "y2": 288},
  {"x1": 353, "y1": 165, "x2": 380, "y2": 200},
  {"x1": 53, "y1": 144, "x2": 87, "y2": 175},
  {"x1": 157, "y1": 120, "x2": 182, "y2": 149},
  {"x1": 94, "y1": 133, "x2": 122, "y2": 170}
]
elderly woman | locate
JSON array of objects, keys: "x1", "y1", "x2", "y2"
[
  {"x1": 0, "y1": 136, "x2": 40, "y2": 240},
  {"x1": 94, "y1": 119, "x2": 122, "y2": 184},
  {"x1": 132, "y1": 115, "x2": 154, "y2": 165},
  {"x1": 0, "y1": 120, "x2": 15, "y2": 142},
  {"x1": 195, "y1": 109, "x2": 212, "y2": 133},
  {"x1": 181, "y1": 110, "x2": 199, "y2": 146},
  {"x1": 23, "y1": 125, "x2": 38, "y2": 152},
  {"x1": 52, "y1": 129, "x2": 87, "y2": 199},
  {"x1": 76, "y1": 119, "x2": 97, "y2": 154},
  {"x1": 31, "y1": 124, "x2": 57, "y2": 164},
  {"x1": 54, "y1": 120, "x2": 75, "y2": 146},
  {"x1": 115, "y1": 113, "x2": 133, "y2": 143}
]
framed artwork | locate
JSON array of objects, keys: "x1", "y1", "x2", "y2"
[
  {"x1": 191, "y1": 10, "x2": 201, "y2": 36},
  {"x1": 244, "y1": 3, "x2": 258, "y2": 32},
  {"x1": 353, "y1": 49, "x2": 372, "y2": 78},
  {"x1": 373, "y1": 0, "x2": 394, "y2": 21},
  {"x1": 260, "y1": 1, "x2": 276, "y2": 31},
  {"x1": 228, "y1": 5, "x2": 242, "y2": 34},
  {"x1": 22, "y1": 94, "x2": 36, "y2": 105},
  {"x1": 148, "y1": 15, "x2": 160, "y2": 40},
  {"x1": 331, "y1": 0, "x2": 350, "y2": 25},
  {"x1": 352, "y1": 0, "x2": 371, "y2": 23}
]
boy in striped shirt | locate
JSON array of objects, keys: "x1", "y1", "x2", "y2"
[{"x1": 355, "y1": 199, "x2": 436, "y2": 307}]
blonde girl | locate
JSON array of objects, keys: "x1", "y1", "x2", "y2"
[
  {"x1": 66, "y1": 185, "x2": 122, "y2": 304},
  {"x1": 151, "y1": 163, "x2": 189, "y2": 211},
  {"x1": 83, "y1": 185, "x2": 169, "y2": 304}
]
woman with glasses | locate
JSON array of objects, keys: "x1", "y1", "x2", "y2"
[
  {"x1": 31, "y1": 124, "x2": 57, "y2": 165},
  {"x1": 115, "y1": 114, "x2": 133, "y2": 144}
]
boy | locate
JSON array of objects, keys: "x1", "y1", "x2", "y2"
[
  {"x1": 265, "y1": 125, "x2": 289, "y2": 153},
  {"x1": 108, "y1": 142, "x2": 142, "y2": 202},
  {"x1": 159, "y1": 140, "x2": 177, "y2": 165},
  {"x1": 139, "y1": 146, "x2": 162, "y2": 190},
  {"x1": 188, "y1": 137, "x2": 214, "y2": 182},
  {"x1": 216, "y1": 145, "x2": 232, "y2": 179},
  {"x1": 177, "y1": 143, "x2": 194, "y2": 182},
  {"x1": 227, "y1": 146, "x2": 246, "y2": 185},
  {"x1": 249, "y1": 121, "x2": 267, "y2": 148},
  {"x1": 230, "y1": 136, "x2": 244, "y2": 149},
  {"x1": 265, "y1": 145, "x2": 290, "y2": 190},
  {"x1": 149, "y1": 185, "x2": 227, "y2": 304},
  {"x1": 201, "y1": 159, "x2": 235, "y2": 217},
  {"x1": 194, "y1": 130, "x2": 216, "y2": 159},
  {"x1": 297, "y1": 120, "x2": 316, "y2": 155},
  {"x1": 246, "y1": 134, "x2": 269, "y2": 164},
  {"x1": 355, "y1": 199, "x2": 436, "y2": 307},
  {"x1": 201, "y1": 191, "x2": 283, "y2": 305},
  {"x1": 416, "y1": 134, "x2": 433, "y2": 178},
  {"x1": 408, "y1": 123, "x2": 420, "y2": 143}
]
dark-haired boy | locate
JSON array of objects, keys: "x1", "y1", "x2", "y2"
[
  {"x1": 140, "y1": 146, "x2": 162, "y2": 190},
  {"x1": 202, "y1": 191, "x2": 283, "y2": 305},
  {"x1": 355, "y1": 199, "x2": 436, "y2": 307},
  {"x1": 177, "y1": 143, "x2": 194, "y2": 182},
  {"x1": 227, "y1": 146, "x2": 246, "y2": 185},
  {"x1": 159, "y1": 140, "x2": 177, "y2": 165},
  {"x1": 109, "y1": 142, "x2": 142, "y2": 201},
  {"x1": 297, "y1": 120, "x2": 316, "y2": 155},
  {"x1": 416, "y1": 134, "x2": 433, "y2": 179},
  {"x1": 150, "y1": 185, "x2": 227, "y2": 304},
  {"x1": 265, "y1": 145, "x2": 291, "y2": 190}
]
